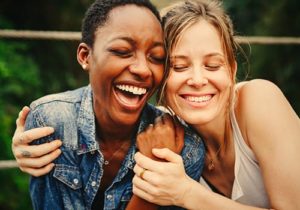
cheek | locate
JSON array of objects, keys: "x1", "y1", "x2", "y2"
[
  {"x1": 152, "y1": 65, "x2": 164, "y2": 86},
  {"x1": 165, "y1": 72, "x2": 183, "y2": 104},
  {"x1": 165, "y1": 72, "x2": 179, "y2": 94},
  {"x1": 212, "y1": 70, "x2": 232, "y2": 91}
]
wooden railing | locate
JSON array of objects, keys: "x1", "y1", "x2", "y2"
[{"x1": 1, "y1": 29, "x2": 299, "y2": 170}]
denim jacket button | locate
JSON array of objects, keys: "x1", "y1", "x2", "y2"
[
  {"x1": 73, "y1": 178, "x2": 79, "y2": 185},
  {"x1": 106, "y1": 194, "x2": 113, "y2": 200},
  {"x1": 91, "y1": 181, "x2": 96, "y2": 187}
]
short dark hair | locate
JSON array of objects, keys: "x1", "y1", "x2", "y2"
[{"x1": 82, "y1": 0, "x2": 161, "y2": 47}]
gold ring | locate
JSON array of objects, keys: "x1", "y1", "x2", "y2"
[{"x1": 139, "y1": 168, "x2": 147, "y2": 179}]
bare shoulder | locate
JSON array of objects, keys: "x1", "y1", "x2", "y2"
[
  {"x1": 235, "y1": 79, "x2": 299, "y2": 148},
  {"x1": 236, "y1": 79, "x2": 291, "y2": 115},
  {"x1": 237, "y1": 79, "x2": 282, "y2": 99}
]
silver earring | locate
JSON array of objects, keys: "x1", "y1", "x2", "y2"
[{"x1": 82, "y1": 64, "x2": 87, "y2": 69}]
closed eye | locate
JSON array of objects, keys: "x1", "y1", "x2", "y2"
[
  {"x1": 172, "y1": 65, "x2": 188, "y2": 72},
  {"x1": 149, "y1": 56, "x2": 165, "y2": 64},
  {"x1": 205, "y1": 64, "x2": 222, "y2": 71},
  {"x1": 109, "y1": 49, "x2": 133, "y2": 58}
]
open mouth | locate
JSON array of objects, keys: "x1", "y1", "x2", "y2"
[{"x1": 114, "y1": 84, "x2": 148, "y2": 109}]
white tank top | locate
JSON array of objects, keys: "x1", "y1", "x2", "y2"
[{"x1": 199, "y1": 109, "x2": 270, "y2": 208}]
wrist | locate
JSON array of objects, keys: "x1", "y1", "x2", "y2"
[{"x1": 176, "y1": 176, "x2": 195, "y2": 207}]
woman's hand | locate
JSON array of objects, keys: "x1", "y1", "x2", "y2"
[
  {"x1": 11, "y1": 106, "x2": 62, "y2": 177},
  {"x1": 137, "y1": 113, "x2": 184, "y2": 160},
  {"x1": 132, "y1": 149, "x2": 194, "y2": 206}
]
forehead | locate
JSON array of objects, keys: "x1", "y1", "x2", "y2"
[
  {"x1": 97, "y1": 5, "x2": 162, "y2": 41},
  {"x1": 173, "y1": 20, "x2": 223, "y2": 55}
]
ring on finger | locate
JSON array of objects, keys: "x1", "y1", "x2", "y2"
[{"x1": 139, "y1": 168, "x2": 147, "y2": 179}]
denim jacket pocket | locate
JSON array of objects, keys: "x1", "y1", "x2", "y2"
[{"x1": 53, "y1": 164, "x2": 82, "y2": 190}]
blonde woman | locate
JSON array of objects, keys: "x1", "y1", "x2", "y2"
[{"x1": 131, "y1": 0, "x2": 300, "y2": 209}]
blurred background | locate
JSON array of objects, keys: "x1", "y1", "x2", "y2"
[{"x1": 0, "y1": 0, "x2": 299, "y2": 209}]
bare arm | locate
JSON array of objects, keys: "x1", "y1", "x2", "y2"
[
  {"x1": 11, "y1": 106, "x2": 62, "y2": 177},
  {"x1": 237, "y1": 79, "x2": 300, "y2": 209}
]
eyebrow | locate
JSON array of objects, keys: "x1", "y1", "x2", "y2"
[
  {"x1": 205, "y1": 52, "x2": 224, "y2": 58},
  {"x1": 170, "y1": 55, "x2": 187, "y2": 60},
  {"x1": 110, "y1": 36, "x2": 164, "y2": 48},
  {"x1": 170, "y1": 52, "x2": 224, "y2": 60}
]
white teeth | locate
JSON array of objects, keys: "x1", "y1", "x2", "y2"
[
  {"x1": 116, "y1": 85, "x2": 147, "y2": 95},
  {"x1": 186, "y1": 95, "x2": 212, "y2": 103}
]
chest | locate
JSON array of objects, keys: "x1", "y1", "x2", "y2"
[
  {"x1": 202, "y1": 151, "x2": 235, "y2": 197},
  {"x1": 100, "y1": 147, "x2": 130, "y2": 189}
]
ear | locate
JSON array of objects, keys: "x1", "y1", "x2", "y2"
[{"x1": 77, "y1": 43, "x2": 91, "y2": 71}]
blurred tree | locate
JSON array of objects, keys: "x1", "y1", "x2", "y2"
[
  {"x1": 0, "y1": 20, "x2": 40, "y2": 210},
  {"x1": 225, "y1": 0, "x2": 300, "y2": 114}
]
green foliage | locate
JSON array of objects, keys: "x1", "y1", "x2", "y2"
[
  {"x1": 0, "y1": 39, "x2": 41, "y2": 157},
  {"x1": 225, "y1": 0, "x2": 300, "y2": 114},
  {"x1": 0, "y1": 39, "x2": 40, "y2": 209}
]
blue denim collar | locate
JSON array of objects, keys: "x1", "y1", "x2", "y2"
[{"x1": 77, "y1": 85, "x2": 98, "y2": 155}]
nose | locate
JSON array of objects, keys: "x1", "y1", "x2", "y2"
[
  {"x1": 128, "y1": 54, "x2": 152, "y2": 79},
  {"x1": 187, "y1": 66, "x2": 208, "y2": 87}
]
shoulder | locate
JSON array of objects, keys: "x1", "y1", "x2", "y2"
[
  {"x1": 26, "y1": 86, "x2": 89, "y2": 129},
  {"x1": 234, "y1": 79, "x2": 299, "y2": 149},
  {"x1": 30, "y1": 86, "x2": 87, "y2": 110},
  {"x1": 235, "y1": 79, "x2": 291, "y2": 119},
  {"x1": 237, "y1": 79, "x2": 283, "y2": 99}
]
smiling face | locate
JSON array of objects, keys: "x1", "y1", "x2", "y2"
[
  {"x1": 165, "y1": 19, "x2": 234, "y2": 126},
  {"x1": 79, "y1": 5, "x2": 165, "y2": 128}
]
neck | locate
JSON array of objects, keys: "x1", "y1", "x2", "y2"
[
  {"x1": 96, "y1": 120, "x2": 137, "y2": 143},
  {"x1": 95, "y1": 114, "x2": 137, "y2": 144},
  {"x1": 193, "y1": 107, "x2": 232, "y2": 153},
  {"x1": 194, "y1": 118, "x2": 226, "y2": 153}
]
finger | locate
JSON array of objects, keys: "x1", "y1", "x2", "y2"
[
  {"x1": 132, "y1": 178, "x2": 155, "y2": 203},
  {"x1": 20, "y1": 163, "x2": 55, "y2": 177},
  {"x1": 154, "y1": 115, "x2": 163, "y2": 125},
  {"x1": 15, "y1": 140, "x2": 62, "y2": 158},
  {"x1": 173, "y1": 118, "x2": 184, "y2": 153},
  {"x1": 15, "y1": 106, "x2": 30, "y2": 131},
  {"x1": 134, "y1": 152, "x2": 165, "y2": 172},
  {"x1": 133, "y1": 163, "x2": 150, "y2": 179},
  {"x1": 152, "y1": 148, "x2": 182, "y2": 163},
  {"x1": 132, "y1": 174, "x2": 161, "y2": 198},
  {"x1": 161, "y1": 113, "x2": 175, "y2": 129},
  {"x1": 133, "y1": 162, "x2": 143, "y2": 175},
  {"x1": 13, "y1": 127, "x2": 55, "y2": 146},
  {"x1": 17, "y1": 148, "x2": 61, "y2": 168},
  {"x1": 145, "y1": 123, "x2": 154, "y2": 131}
]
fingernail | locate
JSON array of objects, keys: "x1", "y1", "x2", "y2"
[{"x1": 48, "y1": 127, "x2": 55, "y2": 133}]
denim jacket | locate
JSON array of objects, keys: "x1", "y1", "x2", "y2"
[{"x1": 25, "y1": 85, "x2": 205, "y2": 210}]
